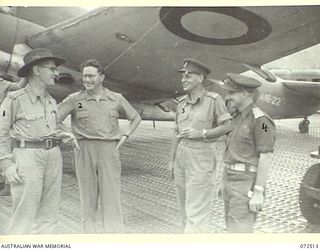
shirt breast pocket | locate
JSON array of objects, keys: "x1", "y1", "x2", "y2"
[
  {"x1": 76, "y1": 110, "x2": 89, "y2": 127},
  {"x1": 235, "y1": 126, "x2": 254, "y2": 158},
  {"x1": 23, "y1": 114, "x2": 46, "y2": 134},
  {"x1": 24, "y1": 115, "x2": 41, "y2": 126},
  {"x1": 192, "y1": 114, "x2": 209, "y2": 129}
]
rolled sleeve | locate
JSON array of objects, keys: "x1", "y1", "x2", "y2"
[
  {"x1": 254, "y1": 116, "x2": 276, "y2": 153},
  {"x1": 0, "y1": 97, "x2": 15, "y2": 171},
  {"x1": 214, "y1": 95, "x2": 231, "y2": 125},
  {"x1": 217, "y1": 112, "x2": 232, "y2": 125},
  {"x1": 119, "y1": 94, "x2": 139, "y2": 120}
]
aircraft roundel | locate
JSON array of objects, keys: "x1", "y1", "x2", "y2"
[{"x1": 159, "y1": 7, "x2": 272, "y2": 45}]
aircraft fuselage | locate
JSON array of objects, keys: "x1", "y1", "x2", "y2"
[
  {"x1": 244, "y1": 71, "x2": 319, "y2": 119},
  {"x1": 256, "y1": 80, "x2": 319, "y2": 119}
]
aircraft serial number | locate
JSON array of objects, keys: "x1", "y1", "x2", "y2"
[{"x1": 258, "y1": 93, "x2": 281, "y2": 106}]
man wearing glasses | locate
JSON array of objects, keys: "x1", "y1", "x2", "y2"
[
  {"x1": 0, "y1": 48, "x2": 77, "y2": 234},
  {"x1": 58, "y1": 59, "x2": 141, "y2": 233}
]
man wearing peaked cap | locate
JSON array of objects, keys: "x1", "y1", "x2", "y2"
[
  {"x1": 222, "y1": 72, "x2": 276, "y2": 232},
  {"x1": 178, "y1": 58, "x2": 211, "y2": 76},
  {"x1": 168, "y1": 58, "x2": 232, "y2": 233},
  {"x1": 0, "y1": 48, "x2": 77, "y2": 234},
  {"x1": 223, "y1": 73, "x2": 261, "y2": 92}
]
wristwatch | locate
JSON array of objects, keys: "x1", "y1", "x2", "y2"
[
  {"x1": 123, "y1": 133, "x2": 129, "y2": 138},
  {"x1": 202, "y1": 129, "x2": 208, "y2": 140}
]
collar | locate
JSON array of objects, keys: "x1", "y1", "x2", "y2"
[
  {"x1": 186, "y1": 88, "x2": 205, "y2": 104},
  {"x1": 239, "y1": 102, "x2": 254, "y2": 118},
  {"x1": 25, "y1": 84, "x2": 49, "y2": 104},
  {"x1": 84, "y1": 88, "x2": 116, "y2": 101}
]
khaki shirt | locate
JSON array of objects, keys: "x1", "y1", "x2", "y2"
[
  {"x1": 58, "y1": 88, "x2": 139, "y2": 141},
  {"x1": 175, "y1": 89, "x2": 231, "y2": 141},
  {"x1": 0, "y1": 85, "x2": 61, "y2": 170},
  {"x1": 224, "y1": 102, "x2": 276, "y2": 166}
]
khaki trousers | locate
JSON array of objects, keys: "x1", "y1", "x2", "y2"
[
  {"x1": 222, "y1": 168, "x2": 257, "y2": 233},
  {"x1": 74, "y1": 140, "x2": 123, "y2": 233},
  {"x1": 7, "y1": 147, "x2": 62, "y2": 234},
  {"x1": 174, "y1": 140, "x2": 216, "y2": 233}
]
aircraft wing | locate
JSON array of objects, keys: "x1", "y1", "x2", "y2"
[
  {"x1": 283, "y1": 81, "x2": 320, "y2": 98},
  {"x1": 5, "y1": 7, "x2": 89, "y2": 27},
  {"x1": 25, "y1": 6, "x2": 320, "y2": 101}
]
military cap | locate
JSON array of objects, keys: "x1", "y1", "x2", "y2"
[
  {"x1": 222, "y1": 73, "x2": 261, "y2": 92},
  {"x1": 178, "y1": 58, "x2": 211, "y2": 76},
  {"x1": 18, "y1": 48, "x2": 65, "y2": 77}
]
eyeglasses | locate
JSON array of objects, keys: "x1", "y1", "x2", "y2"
[
  {"x1": 82, "y1": 74, "x2": 97, "y2": 80},
  {"x1": 39, "y1": 65, "x2": 58, "y2": 73}
]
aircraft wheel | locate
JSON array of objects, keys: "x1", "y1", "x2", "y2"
[
  {"x1": 299, "y1": 164, "x2": 320, "y2": 224},
  {"x1": 298, "y1": 118, "x2": 310, "y2": 133}
]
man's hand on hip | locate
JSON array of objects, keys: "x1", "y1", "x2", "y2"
[{"x1": 116, "y1": 135, "x2": 128, "y2": 149}]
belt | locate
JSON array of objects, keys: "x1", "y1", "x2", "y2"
[
  {"x1": 226, "y1": 163, "x2": 257, "y2": 173},
  {"x1": 180, "y1": 139, "x2": 216, "y2": 149},
  {"x1": 13, "y1": 138, "x2": 61, "y2": 150}
]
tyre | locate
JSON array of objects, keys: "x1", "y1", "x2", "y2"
[{"x1": 299, "y1": 164, "x2": 320, "y2": 224}]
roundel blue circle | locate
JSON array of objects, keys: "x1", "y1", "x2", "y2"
[{"x1": 160, "y1": 7, "x2": 272, "y2": 45}]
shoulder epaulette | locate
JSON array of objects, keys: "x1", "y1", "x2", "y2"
[
  {"x1": 252, "y1": 107, "x2": 265, "y2": 119},
  {"x1": 108, "y1": 89, "x2": 120, "y2": 95},
  {"x1": 177, "y1": 94, "x2": 187, "y2": 102},
  {"x1": 252, "y1": 107, "x2": 275, "y2": 127},
  {"x1": 204, "y1": 91, "x2": 218, "y2": 99},
  {"x1": 109, "y1": 90, "x2": 121, "y2": 98},
  {"x1": 7, "y1": 88, "x2": 25, "y2": 100}
]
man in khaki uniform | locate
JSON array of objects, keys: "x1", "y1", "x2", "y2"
[
  {"x1": 58, "y1": 59, "x2": 141, "y2": 233},
  {"x1": 168, "y1": 58, "x2": 231, "y2": 233},
  {"x1": 0, "y1": 74, "x2": 28, "y2": 196},
  {"x1": 0, "y1": 48, "x2": 77, "y2": 234},
  {"x1": 222, "y1": 73, "x2": 276, "y2": 232}
]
